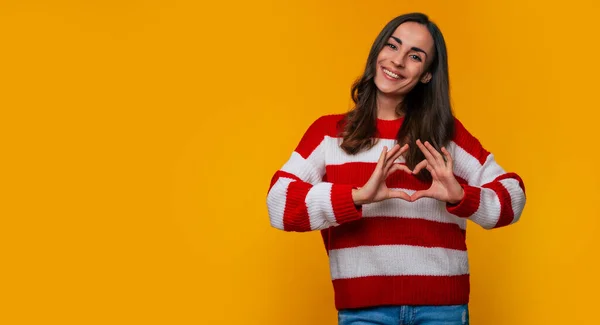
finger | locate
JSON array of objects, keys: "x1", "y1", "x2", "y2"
[
  {"x1": 415, "y1": 139, "x2": 437, "y2": 167},
  {"x1": 398, "y1": 142, "x2": 410, "y2": 156},
  {"x1": 386, "y1": 163, "x2": 412, "y2": 178},
  {"x1": 413, "y1": 159, "x2": 428, "y2": 174},
  {"x1": 385, "y1": 144, "x2": 408, "y2": 174},
  {"x1": 441, "y1": 147, "x2": 453, "y2": 170},
  {"x1": 389, "y1": 189, "x2": 411, "y2": 201},
  {"x1": 376, "y1": 146, "x2": 388, "y2": 170},
  {"x1": 425, "y1": 160, "x2": 438, "y2": 179},
  {"x1": 385, "y1": 144, "x2": 401, "y2": 160},
  {"x1": 400, "y1": 143, "x2": 410, "y2": 153},
  {"x1": 398, "y1": 143, "x2": 410, "y2": 159},
  {"x1": 386, "y1": 164, "x2": 400, "y2": 177},
  {"x1": 393, "y1": 143, "x2": 409, "y2": 159},
  {"x1": 385, "y1": 143, "x2": 404, "y2": 165},
  {"x1": 423, "y1": 141, "x2": 445, "y2": 167}
]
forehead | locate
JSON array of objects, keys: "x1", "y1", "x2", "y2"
[{"x1": 390, "y1": 22, "x2": 434, "y2": 50}]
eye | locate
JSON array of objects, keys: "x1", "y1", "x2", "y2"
[
  {"x1": 385, "y1": 43, "x2": 397, "y2": 50},
  {"x1": 410, "y1": 54, "x2": 422, "y2": 62}
]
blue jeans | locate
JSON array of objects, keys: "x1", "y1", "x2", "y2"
[{"x1": 338, "y1": 305, "x2": 469, "y2": 325}]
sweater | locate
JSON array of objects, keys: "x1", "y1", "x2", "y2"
[{"x1": 266, "y1": 114, "x2": 526, "y2": 310}]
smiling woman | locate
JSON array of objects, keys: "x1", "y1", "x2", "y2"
[
  {"x1": 376, "y1": 24, "x2": 433, "y2": 95},
  {"x1": 265, "y1": 12, "x2": 526, "y2": 325}
]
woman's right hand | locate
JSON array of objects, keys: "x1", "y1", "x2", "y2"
[{"x1": 352, "y1": 143, "x2": 412, "y2": 205}]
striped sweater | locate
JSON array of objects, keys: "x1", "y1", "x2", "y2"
[{"x1": 266, "y1": 114, "x2": 526, "y2": 310}]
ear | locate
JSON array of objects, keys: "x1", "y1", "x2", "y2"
[{"x1": 420, "y1": 72, "x2": 432, "y2": 84}]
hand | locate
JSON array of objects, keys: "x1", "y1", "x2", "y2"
[
  {"x1": 410, "y1": 140, "x2": 465, "y2": 204},
  {"x1": 352, "y1": 143, "x2": 412, "y2": 205}
]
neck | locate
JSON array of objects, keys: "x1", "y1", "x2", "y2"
[{"x1": 376, "y1": 91, "x2": 404, "y2": 120}]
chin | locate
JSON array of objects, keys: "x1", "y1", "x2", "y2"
[
  {"x1": 374, "y1": 77, "x2": 402, "y2": 95},
  {"x1": 374, "y1": 82, "x2": 403, "y2": 97}
]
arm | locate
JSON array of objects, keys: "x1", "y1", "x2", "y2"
[
  {"x1": 266, "y1": 116, "x2": 362, "y2": 232},
  {"x1": 445, "y1": 119, "x2": 526, "y2": 230}
]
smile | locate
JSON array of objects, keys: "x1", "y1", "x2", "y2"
[{"x1": 382, "y1": 67, "x2": 402, "y2": 80}]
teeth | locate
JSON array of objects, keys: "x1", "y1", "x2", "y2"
[{"x1": 383, "y1": 68, "x2": 400, "y2": 79}]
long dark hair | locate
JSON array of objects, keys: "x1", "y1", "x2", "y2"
[{"x1": 338, "y1": 13, "x2": 455, "y2": 182}]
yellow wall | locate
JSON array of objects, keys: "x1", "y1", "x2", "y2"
[{"x1": 2, "y1": 0, "x2": 599, "y2": 324}]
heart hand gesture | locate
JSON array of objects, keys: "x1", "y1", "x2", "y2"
[
  {"x1": 352, "y1": 144, "x2": 413, "y2": 205},
  {"x1": 409, "y1": 139, "x2": 464, "y2": 204}
]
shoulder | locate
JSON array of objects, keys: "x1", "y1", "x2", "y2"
[
  {"x1": 295, "y1": 113, "x2": 347, "y2": 156},
  {"x1": 451, "y1": 116, "x2": 472, "y2": 138},
  {"x1": 305, "y1": 113, "x2": 347, "y2": 137},
  {"x1": 450, "y1": 116, "x2": 490, "y2": 165}
]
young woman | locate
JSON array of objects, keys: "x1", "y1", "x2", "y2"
[{"x1": 266, "y1": 12, "x2": 526, "y2": 325}]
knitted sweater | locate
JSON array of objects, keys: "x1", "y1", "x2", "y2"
[{"x1": 266, "y1": 114, "x2": 526, "y2": 310}]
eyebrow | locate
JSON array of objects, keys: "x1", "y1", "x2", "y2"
[{"x1": 390, "y1": 36, "x2": 428, "y2": 57}]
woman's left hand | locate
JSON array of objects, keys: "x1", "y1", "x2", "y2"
[{"x1": 410, "y1": 139, "x2": 464, "y2": 204}]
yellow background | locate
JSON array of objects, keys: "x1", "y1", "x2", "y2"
[{"x1": 2, "y1": 0, "x2": 599, "y2": 324}]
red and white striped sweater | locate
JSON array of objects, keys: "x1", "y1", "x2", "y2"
[{"x1": 266, "y1": 114, "x2": 526, "y2": 310}]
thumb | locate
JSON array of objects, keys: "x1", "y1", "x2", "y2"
[
  {"x1": 410, "y1": 190, "x2": 430, "y2": 202},
  {"x1": 389, "y1": 189, "x2": 411, "y2": 201}
]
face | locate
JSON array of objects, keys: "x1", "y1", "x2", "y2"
[{"x1": 374, "y1": 21, "x2": 435, "y2": 99}]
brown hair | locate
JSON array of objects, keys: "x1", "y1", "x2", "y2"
[{"x1": 338, "y1": 12, "x2": 455, "y2": 182}]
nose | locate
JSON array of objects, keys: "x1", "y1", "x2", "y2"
[{"x1": 391, "y1": 52, "x2": 405, "y2": 67}]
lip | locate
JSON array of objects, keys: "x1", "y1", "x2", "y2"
[{"x1": 380, "y1": 66, "x2": 404, "y2": 81}]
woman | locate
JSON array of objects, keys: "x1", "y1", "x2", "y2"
[{"x1": 266, "y1": 12, "x2": 526, "y2": 325}]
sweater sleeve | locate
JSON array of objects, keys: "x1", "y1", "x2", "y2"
[
  {"x1": 266, "y1": 116, "x2": 362, "y2": 232},
  {"x1": 445, "y1": 118, "x2": 526, "y2": 230}
]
